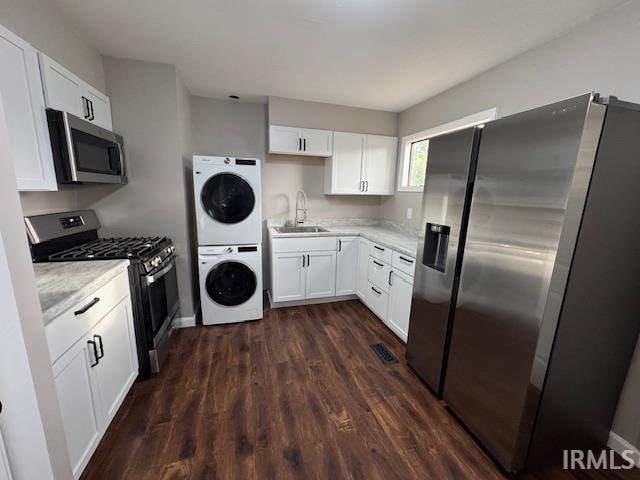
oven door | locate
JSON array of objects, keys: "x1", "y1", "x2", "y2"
[
  {"x1": 144, "y1": 258, "x2": 179, "y2": 348},
  {"x1": 64, "y1": 111, "x2": 125, "y2": 184}
]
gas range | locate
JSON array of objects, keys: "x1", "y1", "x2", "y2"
[
  {"x1": 44, "y1": 236, "x2": 175, "y2": 273},
  {"x1": 25, "y1": 210, "x2": 179, "y2": 378}
]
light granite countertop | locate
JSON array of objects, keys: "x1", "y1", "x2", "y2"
[
  {"x1": 34, "y1": 260, "x2": 130, "y2": 325},
  {"x1": 268, "y1": 225, "x2": 419, "y2": 258}
]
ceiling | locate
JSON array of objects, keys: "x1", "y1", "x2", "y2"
[{"x1": 53, "y1": 0, "x2": 626, "y2": 112}]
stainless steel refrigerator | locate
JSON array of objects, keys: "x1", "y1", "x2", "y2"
[{"x1": 406, "y1": 93, "x2": 640, "y2": 472}]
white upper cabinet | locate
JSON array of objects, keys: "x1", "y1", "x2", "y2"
[
  {"x1": 0, "y1": 24, "x2": 57, "y2": 191},
  {"x1": 324, "y1": 132, "x2": 365, "y2": 194},
  {"x1": 39, "y1": 53, "x2": 113, "y2": 131},
  {"x1": 301, "y1": 128, "x2": 332, "y2": 156},
  {"x1": 268, "y1": 125, "x2": 333, "y2": 156},
  {"x1": 363, "y1": 134, "x2": 398, "y2": 195},
  {"x1": 325, "y1": 131, "x2": 398, "y2": 196}
]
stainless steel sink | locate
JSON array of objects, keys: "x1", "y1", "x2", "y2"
[{"x1": 273, "y1": 226, "x2": 330, "y2": 234}]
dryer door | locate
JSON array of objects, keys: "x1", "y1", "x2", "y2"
[
  {"x1": 206, "y1": 261, "x2": 257, "y2": 306},
  {"x1": 201, "y1": 173, "x2": 256, "y2": 224}
]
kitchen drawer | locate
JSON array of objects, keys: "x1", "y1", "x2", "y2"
[
  {"x1": 271, "y1": 236, "x2": 337, "y2": 253},
  {"x1": 368, "y1": 256, "x2": 392, "y2": 293},
  {"x1": 46, "y1": 270, "x2": 130, "y2": 364},
  {"x1": 392, "y1": 251, "x2": 416, "y2": 277},
  {"x1": 365, "y1": 281, "x2": 389, "y2": 320},
  {"x1": 369, "y1": 242, "x2": 393, "y2": 264}
]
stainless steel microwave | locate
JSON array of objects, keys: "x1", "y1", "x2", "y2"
[{"x1": 46, "y1": 109, "x2": 126, "y2": 184}]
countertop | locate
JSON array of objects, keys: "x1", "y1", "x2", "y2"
[
  {"x1": 268, "y1": 225, "x2": 419, "y2": 257},
  {"x1": 34, "y1": 260, "x2": 130, "y2": 325}
]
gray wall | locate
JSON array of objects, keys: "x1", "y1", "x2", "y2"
[
  {"x1": 382, "y1": 1, "x2": 640, "y2": 229},
  {"x1": 382, "y1": 0, "x2": 640, "y2": 448},
  {"x1": 78, "y1": 58, "x2": 194, "y2": 318},
  {"x1": 1, "y1": 0, "x2": 107, "y2": 216}
]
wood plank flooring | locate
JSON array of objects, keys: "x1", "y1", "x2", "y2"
[{"x1": 81, "y1": 300, "x2": 640, "y2": 480}]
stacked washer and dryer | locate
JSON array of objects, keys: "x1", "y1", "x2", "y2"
[{"x1": 193, "y1": 156, "x2": 263, "y2": 325}]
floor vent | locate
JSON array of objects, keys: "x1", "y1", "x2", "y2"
[{"x1": 371, "y1": 343, "x2": 398, "y2": 365}]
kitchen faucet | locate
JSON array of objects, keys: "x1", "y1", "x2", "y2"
[{"x1": 295, "y1": 190, "x2": 308, "y2": 225}]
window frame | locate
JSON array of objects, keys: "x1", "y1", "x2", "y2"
[{"x1": 397, "y1": 108, "x2": 498, "y2": 193}]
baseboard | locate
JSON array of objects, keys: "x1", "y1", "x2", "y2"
[
  {"x1": 608, "y1": 431, "x2": 640, "y2": 467},
  {"x1": 172, "y1": 315, "x2": 196, "y2": 328},
  {"x1": 268, "y1": 291, "x2": 358, "y2": 309}
]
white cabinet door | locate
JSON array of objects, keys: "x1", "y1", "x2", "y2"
[
  {"x1": 0, "y1": 428, "x2": 12, "y2": 480},
  {"x1": 52, "y1": 335, "x2": 102, "y2": 479},
  {"x1": 0, "y1": 26, "x2": 56, "y2": 191},
  {"x1": 301, "y1": 128, "x2": 332, "y2": 156},
  {"x1": 272, "y1": 252, "x2": 306, "y2": 302},
  {"x1": 305, "y1": 250, "x2": 337, "y2": 299},
  {"x1": 356, "y1": 237, "x2": 370, "y2": 301},
  {"x1": 363, "y1": 134, "x2": 398, "y2": 195},
  {"x1": 325, "y1": 131, "x2": 365, "y2": 194},
  {"x1": 269, "y1": 125, "x2": 301, "y2": 155},
  {"x1": 336, "y1": 236, "x2": 358, "y2": 295},
  {"x1": 39, "y1": 53, "x2": 84, "y2": 118},
  {"x1": 91, "y1": 299, "x2": 137, "y2": 428},
  {"x1": 387, "y1": 270, "x2": 413, "y2": 342},
  {"x1": 83, "y1": 85, "x2": 112, "y2": 131}
]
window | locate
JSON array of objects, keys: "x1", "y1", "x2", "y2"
[{"x1": 397, "y1": 108, "x2": 497, "y2": 192}]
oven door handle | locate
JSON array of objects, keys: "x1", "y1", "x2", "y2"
[{"x1": 145, "y1": 259, "x2": 175, "y2": 285}]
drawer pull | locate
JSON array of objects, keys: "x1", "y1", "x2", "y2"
[
  {"x1": 373, "y1": 260, "x2": 384, "y2": 267},
  {"x1": 74, "y1": 297, "x2": 100, "y2": 316},
  {"x1": 399, "y1": 256, "x2": 414, "y2": 264},
  {"x1": 374, "y1": 245, "x2": 385, "y2": 252},
  {"x1": 371, "y1": 286, "x2": 382, "y2": 295}
]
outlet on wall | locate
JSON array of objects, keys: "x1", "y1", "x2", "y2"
[{"x1": 406, "y1": 207, "x2": 413, "y2": 220}]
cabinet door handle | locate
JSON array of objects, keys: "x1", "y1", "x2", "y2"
[
  {"x1": 93, "y1": 334, "x2": 104, "y2": 359},
  {"x1": 303, "y1": 138, "x2": 306, "y2": 151},
  {"x1": 389, "y1": 271, "x2": 393, "y2": 286},
  {"x1": 365, "y1": 181, "x2": 369, "y2": 191},
  {"x1": 75, "y1": 297, "x2": 100, "y2": 315},
  {"x1": 307, "y1": 254, "x2": 310, "y2": 266},
  {"x1": 87, "y1": 340, "x2": 99, "y2": 367},
  {"x1": 371, "y1": 286, "x2": 382, "y2": 295},
  {"x1": 89, "y1": 100, "x2": 95, "y2": 121},
  {"x1": 81, "y1": 96, "x2": 90, "y2": 119},
  {"x1": 373, "y1": 260, "x2": 384, "y2": 267},
  {"x1": 298, "y1": 138, "x2": 302, "y2": 151},
  {"x1": 302, "y1": 254, "x2": 306, "y2": 267},
  {"x1": 338, "y1": 239, "x2": 342, "y2": 252}
]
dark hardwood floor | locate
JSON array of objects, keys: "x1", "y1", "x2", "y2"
[{"x1": 81, "y1": 300, "x2": 640, "y2": 480}]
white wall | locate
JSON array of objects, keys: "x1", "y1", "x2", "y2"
[
  {"x1": 382, "y1": 0, "x2": 640, "y2": 229},
  {"x1": 382, "y1": 0, "x2": 640, "y2": 448},
  {"x1": 0, "y1": 96, "x2": 72, "y2": 480}
]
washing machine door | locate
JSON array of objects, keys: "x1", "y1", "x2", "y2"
[
  {"x1": 201, "y1": 173, "x2": 256, "y2": 224},
  {"x1": 206, "y1": 261, "x2": 257, "y2": 306}
]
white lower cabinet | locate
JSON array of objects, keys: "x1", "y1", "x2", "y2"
[
  {"x1": 365, "y1": 281, "x2": 389, "y2": 319},
  {"x1": 47, "y1": 271, "x2": 137, "y2": 479},
  {"x1": 356, "y1": 237, "x2": 370, "y2": 301},
  {"x1": 272, "y1": 252, "x2": 306, "y2": 302},
  {"x1": 271, "y1": 237, "x2": 337, "y2": 302},
  {"x1": 306, "y1": 251, "x2": 337, "y2": 299},
  {"x1": 52, "y1": 334, "x2": 102, "y2": 478},
  {"x1": 387, "y1": 269, "x2": 414, "y2": 342},
  {"x1": 336, "y1": 236, "x2": 358, "y2": 295}
]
